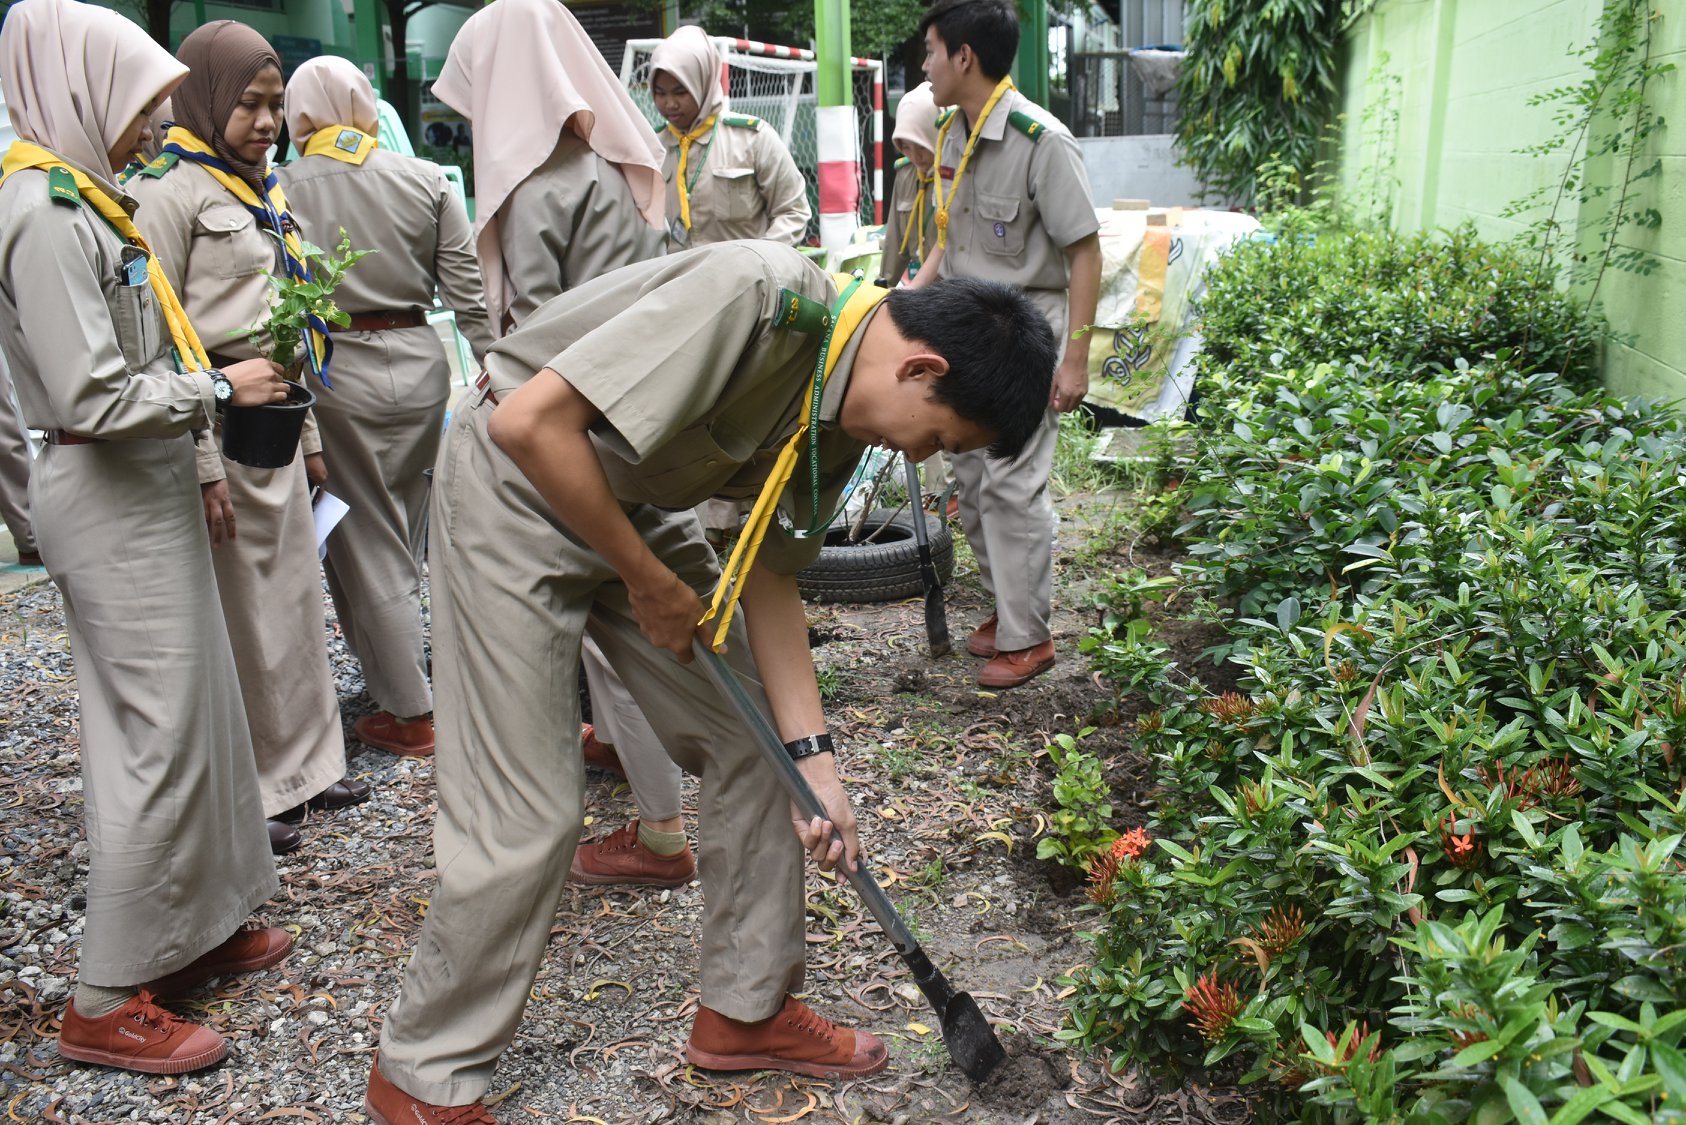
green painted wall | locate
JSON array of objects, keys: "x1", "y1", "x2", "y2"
[{"x1": 1337, "y1": 0, "x2": 1684, "y2": 400}]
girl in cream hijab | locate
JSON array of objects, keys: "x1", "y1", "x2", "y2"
[
  {"x1": 433, "y1": 0, "x2": 666, "y2": 332},
  {"x1": 648, "y1": 24, "x2": 811, "y2": 248},
  {"x1": 0, "y1": 0, "x2": 290, "y2": 1074},
  {"x1": 881, "y1": 81, "x2": 941, "y2": 286}
]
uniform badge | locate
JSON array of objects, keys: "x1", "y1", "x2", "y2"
[
  {"x1": 334, "y1": 128, "x2": 363, "y2": 154},
  {"x1": 670, "y1": 218, "x2": 691, "y2": 247},
  {"x1": 993, "y1": 221, "x2": 1007, "y2": 239}
]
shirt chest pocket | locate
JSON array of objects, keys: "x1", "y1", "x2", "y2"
[
  {"x1": 976, "y1": 191, "x2": 1026, "y2": 258},
  {"x1": 710, "y1": 166, "x2": 761, "y2": 224},
  {"x1": 194, "y1": 204, "x2": 273, "y2": 281}
]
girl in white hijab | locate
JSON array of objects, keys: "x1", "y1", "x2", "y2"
[
  {"x1": 0, "y1": 0, "x2": 290, "y2": 1075},
  {"x1": 648, "y1": 24, "x2": 811, "y2": 249},
  {"x1": 433, "y1": 0, "x2": 666, "y2": 332},
  {"x1": 881, "y1": 82, "x2": 941, "y2": 286}
]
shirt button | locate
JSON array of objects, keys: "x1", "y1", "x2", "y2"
[{"x1": 704, "y1": 459, "x2": 718, "y2": 468}]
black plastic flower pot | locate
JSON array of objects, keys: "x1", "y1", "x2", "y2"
[{"x1": 222, "y1": 380, "x2": 315, "y2": 469}]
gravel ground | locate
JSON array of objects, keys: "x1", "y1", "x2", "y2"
[{"x1": 0, "y1": 494, "x2": 1252, "y2": 1124}]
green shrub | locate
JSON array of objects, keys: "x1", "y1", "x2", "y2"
[{"x1": 1068, "y1": 225, "x2": 1686, "y2": 1122}]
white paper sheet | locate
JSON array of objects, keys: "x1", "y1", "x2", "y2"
[{"x1": 313, "y1": 490, "x2": 349, "y2": 560}]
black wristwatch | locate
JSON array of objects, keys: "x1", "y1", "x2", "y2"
[
  {"x1": 207, "y1": 368, "x2": 234, "y2": 411},
  {"x1": 783, "y1": 733, "x2": 834, "y2": 761}
]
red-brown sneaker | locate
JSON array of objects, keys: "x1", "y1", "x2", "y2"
[
  {"x1": 355, "y1": 711, "x2": 435, "y2": 757},
  {"x1": 57, "y1": 990, "x2": 227, "y2": 1075},
  {"x1": 966, "y1": 614, "x2": 999, "y2": 658},
  {"x1": 580, "y1": 723, "x2": 626, "y2": 778},
  {"x1": 144, "y1": 924, "x2": 294, "y2": 1000},
  {"x1": 686, "y1": 994, "x2": 889, "y2": 1078},
  {"x1": 977, "y1": 640, "x2": 1056, "y2": 689},
  {"x1": 365, "y1": 1054, "x2": 497, "y2": 1125},
  {"x1": 570, "y1": 819, "x2": 695, "y2": 887}
]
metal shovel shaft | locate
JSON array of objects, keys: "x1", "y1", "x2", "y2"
[{"x1": 901, "y1": 458, "x2": 952, "y2": 657}]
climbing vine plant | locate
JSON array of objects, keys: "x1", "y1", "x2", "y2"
[{"x1": 1174, "y1": 0, "x2": 1367, "y2": 205}]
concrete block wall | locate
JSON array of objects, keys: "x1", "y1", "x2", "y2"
[{"x1": 1337, "y1": 0, "x2": 1683, "y2": 399}]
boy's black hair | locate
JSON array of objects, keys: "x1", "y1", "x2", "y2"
[
  {"x1": 918, "y1": 0, "x2": 1019, "y2": 81},
  {"x1": 884, "y1": 279, "x2": 1055, "y2": 460}
]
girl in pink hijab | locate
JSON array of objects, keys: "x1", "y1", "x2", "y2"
[
  {"x1": 432, "y1": 0, "x2": 666, "y2": 333},
  {"x1": 0, "y1": 0, "x2": 290, "y2": 1076}
]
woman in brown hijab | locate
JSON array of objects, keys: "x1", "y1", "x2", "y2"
[
  {"x1": 129, "y1": 21, "x2": 367, "y2": 856},
  {"x1": 0, "y1": 0, "x2": 292, "y2": 1074}
]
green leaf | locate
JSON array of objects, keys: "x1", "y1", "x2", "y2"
[
  {"x1": 1545, "y1": 1085, "x2": 1612, "y2": 1125},
  {"x1": 1499, "y1": 1073, "x2": 1548, "y2": 1125},
  {"x1": 1450, "y1": 1038, "x2": 1505, "y2": 1067},
  {"x1": 1651, "y1": 1041, "x2": 1686, "y2": 1102}
]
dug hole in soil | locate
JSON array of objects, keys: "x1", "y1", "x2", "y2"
[{"x1": 0, "y1": 490, "x2": 1250, "y2": 1123}]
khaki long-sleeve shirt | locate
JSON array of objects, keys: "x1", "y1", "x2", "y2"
[
  {"x1": 278, "y1": 146, "x2": 493, "y2": 362},
  {"x1": 658, "y1": 115, "x2": 810, "y2": 248},
  {"x1": 0, "y1": 165, "x2": 217, "y2": 440}
]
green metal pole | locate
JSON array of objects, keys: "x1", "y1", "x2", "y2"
[
  {"x1": 354, "y1": 0, "x2": 385, "y2": 95},
  {"x1": 1015, "y1": 0, "x2": 1049, "y2": 106},
  {"x1": 814, "y1": 0, "x2": 851, "y2": 107}
]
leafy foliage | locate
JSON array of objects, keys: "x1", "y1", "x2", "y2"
[
  {"x1": 248, "y1": 231, "x2": 372, "y2": 371},
  {"x1": 1067, "y1": 224, "x2": 1686, "y2": 1122}
]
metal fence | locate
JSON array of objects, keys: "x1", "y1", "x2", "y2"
[{"x1": 1069, "y1": 0, "x2": 1186, "y2": 138}]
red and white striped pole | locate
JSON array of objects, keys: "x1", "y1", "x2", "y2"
[{"x1": 814, "y1": 0, "x2": 857, "y2": 251}]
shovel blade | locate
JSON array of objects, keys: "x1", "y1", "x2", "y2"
[
  {"x1": 941, "y1": 989, "x2": 1006, "y2": 1082},
  {"x1": 923, "y1": 583, "x2": 951, "y2": 656}
]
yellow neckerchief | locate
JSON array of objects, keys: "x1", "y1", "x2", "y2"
[
  {"x1": 162, "y1": 126, "x2": 331, "y2": 380},
  {"x1": 667, "y1": 114, "x2": 718, "y2": 232},
  {"x1": 898, "y1": 166, "x2": 934, "y2": 260},
  {"x1": 932, "y1": 75, "x2": 1015, "y2": 249},
  {"x1": 698, "y1": 273, "x2": 889, "y2": 650},
  {"x1": 1, "y1": 141, "x2": 211, "y2": 372},
  {"x1": 302, "y1": 125, "x2": 378, "y2": 166}
]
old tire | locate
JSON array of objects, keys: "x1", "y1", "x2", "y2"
[{"x1": 797, "y1": 508, "x2": 954, "y2": 604}]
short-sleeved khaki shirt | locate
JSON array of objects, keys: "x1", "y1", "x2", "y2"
[
  {"x1": 658, "y1": 117, "x2": 811, "y2": 248},
  {"x1": 481, "y1": 241, "x2": 868, "y2": 574},
  {"x1": 880, "y1": 161, "x2": 934, "y2": 286},
  {"x1": 934, "y1": 89, "x2": 1099, "y2": 292}
]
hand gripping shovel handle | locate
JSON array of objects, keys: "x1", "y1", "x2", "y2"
[
  {"x1": 693, "y1": 640, "x2": 1005, "y2": 1081},
  {"x1": 901, "y1": 457, "x2": 952, "y2": 657}
]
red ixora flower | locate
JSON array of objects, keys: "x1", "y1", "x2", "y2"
[
  {"x1": 1184, "y1": 971, "x2": 1244, "y2": 1044},
  {"x1": 1438, "y1": 814, "x2": 1483, "y2": 870},
  {"x1": 1253, "y1": 905, "x2": 1306, "y2": 957},
  {"x1": 1112, "y1": 827, "x2": 1152, "y2": 861}
]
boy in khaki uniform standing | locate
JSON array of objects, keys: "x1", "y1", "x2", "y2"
[
  {"x1": 362, "y1": 241, "x2": 1056, "y2": 1124},
  {"x1": 912, "y1": 0, "x2": 1102, "y2": 688}
]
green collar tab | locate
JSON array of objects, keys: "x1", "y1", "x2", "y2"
[
  {"x1": 935, "y1": 107, "x2": 957, "y2": 128},
  {"x1": 1007, "y1": 110, "x2": 1046, "y2": 141},
  {"x1": 132, "y1": 152, "x2": 179, "y2": 180},
  {"x1": 46, "y1": 167, "x2": 80, "y2": 206},
  {"x1": 721, "y1": 114, "x2": 761, "y2": 130},
  {"x1": 773, "y1": 288, "x2": 833, "y2": 336},
  {"x1": 894, "y1": 155, "x2": 910, "y2": 169}
]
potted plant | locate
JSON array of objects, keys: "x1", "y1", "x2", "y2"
[{"x1": 221, "y1": 230, "x2": 372, "y2": 468}]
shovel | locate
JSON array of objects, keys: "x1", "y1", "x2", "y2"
[
  {"x1": 693, "y1": 639, "x2": 1006, "y2": 1082},
  {"x1": 901, "y1": 457, "x2": 952, "y2": 657}
]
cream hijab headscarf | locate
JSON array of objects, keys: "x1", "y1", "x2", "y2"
[
  {"x1": 648, "y1": 25, "x2": 727, "y2": 129},
  {"x1": 433, "y1": 0, "x2": 664, "y2": 333},
  {"x1": 0, "y1": 0, "x2": 187, "y2": 181},
  {"x1": 284, "y1": 55, "x2": 378, "y2": 147},
  {"x1": 892, "y1": 82, "x2": 940, "y2": 159}
]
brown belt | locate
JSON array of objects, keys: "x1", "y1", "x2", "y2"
[
  {"x1": 344, "y1": 309, "x2": 428, "y2": 332},
  {"x1": 46, "y1": 430, "x2": 103, "y2": 446},
  {"x1": 474, "y1": 370, "x2": 500, "y2": 406}
]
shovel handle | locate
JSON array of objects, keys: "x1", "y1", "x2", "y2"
[
  {"x1": 693, "y1": 641, "x2": 922, "y2": 958},
  {"x1": 903, "y1": 458, "x2": 932, "y2": 551}
]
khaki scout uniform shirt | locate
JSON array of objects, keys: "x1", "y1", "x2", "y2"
[
  {"x1": 934, "y1": 89, "x2": 1099, "y2": 292},
  {"x1": 128, "y1": 158, "x2": 324, "y2": 477},
  {"x1": 499, "y1": 131, "x2": 666, "y2": 329},
  {"x1": 481, "y1": 242, "x2": 867, "y2": 574},
  {"x1": 278, "y1": 146, "x2": 494, "y2": 361},
  {"x1": 0, "y1": 164, "x2": 218, "y2": 438},
  {"x1": 880, "y1": 160, "x2": 934, "y2": 286},
  {"x1": 658, "y1": 116, "x2": 811, "y2": 248}
]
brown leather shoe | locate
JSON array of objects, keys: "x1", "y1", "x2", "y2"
[
  {"x1": 276, "y1": 776, "x2": 373, "y2": 823},
  {"x1": 355, "y1": 711, "x2": 435, "y2": 757},
  {"x1": 57, "y1": 991, "x2": 227, "y2": 1074},
  {"x1": 365, "y1": 1053, "x2": 497, "y2": 1125},
  {"x1": 268, "y1": 818, "x2": 302, "y2": 854},
  {"x1": 144, "y1": 924, "x2": 294, "y2": 999},
  {"x1": 686, "y1": 994, "x2": 889, "y2": 1078},
  {"x1": 570, "y1": 819, "x2": 695, "y2": 887},
  {"x1": 966, "y1": 614, "x2": 999, "y2": 658},
  {"x1": 580, "y1": 723, "x2": 626, "y2": 778},
  {"x1": 977, "y1": 640, "x2": 1056, "y2": 688}
]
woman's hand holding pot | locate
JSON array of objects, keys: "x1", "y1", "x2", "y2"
[{"x1": 223, "y1": 358, "x2": 289, "y2": 406}]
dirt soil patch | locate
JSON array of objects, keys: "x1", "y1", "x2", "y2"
[{"x1": 0, "y1": 491, "x2": 1250, "y2": 1122}]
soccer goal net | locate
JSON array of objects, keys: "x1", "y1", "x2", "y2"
[{"x1": 621, "y1": 37, "x2": 884, "y2": 246}]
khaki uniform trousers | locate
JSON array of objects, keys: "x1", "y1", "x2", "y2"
[
  {"x1": 32, "y1": 435, "x2": 277, "y2": 984},
  {"x1": 581, "y1": 638, "x2": 684, "y2": 821},
  {"x1": 951, "y1": 289, "x2": 1068, "y2": 652},
  {"x1": 379, "y1": 397, "x2": 805, "y2": 1105},
  {"x1": 309, "y1": 326, "x2": 449, "y2": 719}
]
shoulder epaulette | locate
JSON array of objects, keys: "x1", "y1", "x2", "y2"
[
  {"x1": 721, "y1": 114, "x2": 762, "y2": 130},
  {"x1": 133, "y1": 152, "x2": 181, "y2": 179},
  {"x1": 894, "y1": 155, "x2": 910, "y2": 169},
  {"x1": 772, "y1": 287, "x2": 832, "y2": 336},
  {"x1": 1007, "y1": 110, "x2": 1046, "y2": 141},
  {"x1": 935, "y1": 108, "x2": 957, "y2": 129},
  {"x1": 46, "y1": 167, "x2": 80, "y2": 206},
  {"x1": 653, "y1": 120, "x2": 669, "y2": 135}
]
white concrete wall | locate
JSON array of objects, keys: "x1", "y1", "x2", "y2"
[{"x1": 1077, "y1": 134, "x2": 1229, "y2": 208}]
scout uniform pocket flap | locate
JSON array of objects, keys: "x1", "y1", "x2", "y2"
[
  {"x1": 194, "y1": 204, "x2": 256, "y2": 235},
  {"x1": 976, "y1": 191, "x2": 1025, "y2": 256}
]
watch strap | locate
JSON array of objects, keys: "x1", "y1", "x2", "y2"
[{"x1": 782, "y1": 733, "x2": 834, "y2": 761}]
